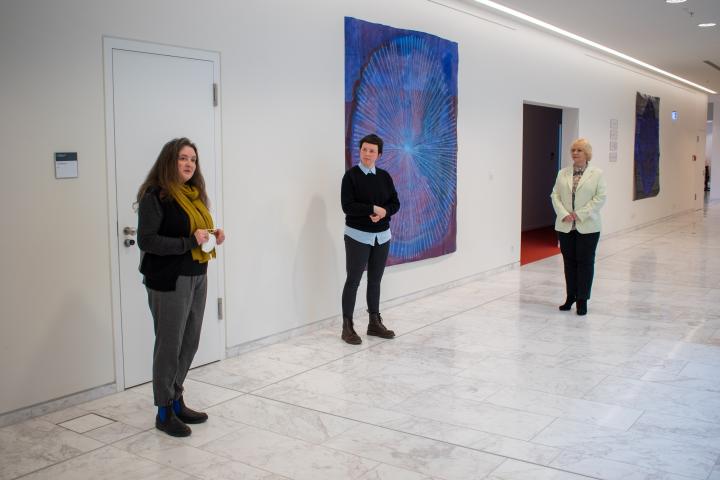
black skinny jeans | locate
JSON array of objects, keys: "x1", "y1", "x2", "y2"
[
  {"x1": 341, "y1": 235, "x2": 390, "y2": 319},
  {"x1": 558, "y1": 230, "x2": 600, "y2": 301}
]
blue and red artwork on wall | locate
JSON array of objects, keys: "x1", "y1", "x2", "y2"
[
  {"x1": 345, "y1": 17, "x2": 458, "y2": 265},
  {"x1": 634, "y1": 92, "x2": 660, "y2": 200}
]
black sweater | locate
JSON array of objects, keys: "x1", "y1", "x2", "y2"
[
  {"x1": 137, "y1": 188, "x2": 206, "y2": 291},
  {"x1": 341, "y1": 165, "x2": 400, "y2": 232}
]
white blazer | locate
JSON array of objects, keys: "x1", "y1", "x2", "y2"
[{"x1": 550, "y1": 164, "x2": 607, "y2": 234}]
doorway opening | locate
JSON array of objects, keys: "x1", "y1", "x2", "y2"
[{"x1": 520, "y1": 103, "x2": 578, "y2": 265}]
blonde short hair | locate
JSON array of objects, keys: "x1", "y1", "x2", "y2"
[{"x1": 571, "y1": 138, "x2": 593, "y2": 161}]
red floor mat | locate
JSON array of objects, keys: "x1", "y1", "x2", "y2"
[{"x1": 521, "y1": 226, "x2": 560, "y2": 265}]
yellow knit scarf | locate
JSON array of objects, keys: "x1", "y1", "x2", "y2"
[{"x1": 170, "y1": 184, "x2": 215, "y2": 263}]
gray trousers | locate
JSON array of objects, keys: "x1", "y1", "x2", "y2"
[{"x1": 146, "y1": 275, "x2": 207, "y2": 406}]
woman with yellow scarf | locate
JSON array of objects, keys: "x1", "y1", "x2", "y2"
[{"x1": 137, "y1": 138, "x2": 225, "y2": 437}]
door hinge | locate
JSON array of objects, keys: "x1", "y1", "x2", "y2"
[
  {"x1": 212, "y1": 83, "x2": 218, "y2": 107},
  {"x1": 217, "y1": 297, "x2": 223, "y2": 320}
]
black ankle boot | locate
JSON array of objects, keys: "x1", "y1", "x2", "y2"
[
  {"x1": 367, "y1": 313, "x2": 395, "y2": 339},
  {"x1": 176, "y1": 396, "x2": 208, "y2": 424},
  {"x1": 341, "y1": 316, "x2": 362, "y2": 344},
  {"x1": 559, "y1": 296, "x2": 576, "y2": 311},
  {"x1": 576, "y1": 299, "x2": 587, "y2": 316},
  {"x1": 156, "y1": 405, "x2": 191, "y2": 437}
]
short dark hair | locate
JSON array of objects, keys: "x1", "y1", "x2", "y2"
[{"x1": 358, "y1": 134, "x2": 383, "y2": 155}]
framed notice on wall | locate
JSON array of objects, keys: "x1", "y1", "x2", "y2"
[{"x1": 609, "y1": 119, "x2": 618, "y2": 163}]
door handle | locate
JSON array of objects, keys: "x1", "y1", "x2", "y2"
[
  {"x1": 124, "y1": 239, "x2": 136, "y2": 247},
  {"x1": 123, "y1": 226, "x2": 137, "y2": 236}
]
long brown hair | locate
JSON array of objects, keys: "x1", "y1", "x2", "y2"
[{"x1": 136, "y1": 137, "x2": 209, "y2": 206}]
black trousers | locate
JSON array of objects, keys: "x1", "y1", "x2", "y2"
[
  {"x1": 558, "y1": 230, "x2": 600, "y2": 301},
  {"x1": 342, "y1": 235, "x2": 390, "y2": 319}
]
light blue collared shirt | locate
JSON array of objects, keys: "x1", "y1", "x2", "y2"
[{"x1": 344, "y1": 162, "x2": 392, "y2": 246}]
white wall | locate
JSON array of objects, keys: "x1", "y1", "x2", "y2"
[
  {"x1": 710, "y1": 95, "x2": 720, "y2": 200},
  {"x1": 0, "y1": 0, "x2": 708, "y2": 416}
]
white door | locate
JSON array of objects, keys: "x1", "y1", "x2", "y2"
[
  {"x1": 110, "y1": 45, "x2": 222, "y2": 388},
  {"x1": 695, "y1": 130, "x2": 707, "y2": 207}
]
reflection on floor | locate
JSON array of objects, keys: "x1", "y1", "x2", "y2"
[{"x1": 2, "y1": 203, "x2": 720, "y2": 480}]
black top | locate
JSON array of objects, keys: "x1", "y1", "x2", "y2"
[
  {"x1": 341, "y1": 165, "x2": 400, "y2": 233},
  {"x1": 137, "y1": 188, "x2": 207, "y2": 291}
]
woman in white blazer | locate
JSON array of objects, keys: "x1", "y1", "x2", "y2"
[{"x1": 550, "y1": 138, "x2": 607, "y2": 315}]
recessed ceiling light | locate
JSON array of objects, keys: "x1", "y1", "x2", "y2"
[
  {"x1": 469, "y1": 0, "x2": 717, "y2": 94},
  {"x1": 665, "y1": 0, "x2": 687, "y2": 3},
  {"x1": 698, "y1": 22, "x2": 717, "y2": 28}
]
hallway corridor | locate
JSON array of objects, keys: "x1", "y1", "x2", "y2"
[{"x1": 2, "y1": 203, "x2": 719, "y2": 480}]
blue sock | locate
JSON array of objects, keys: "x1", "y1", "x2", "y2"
[
  {"x1": 172, "y1": 399, "x2": 181, "y2": 415},
  {"x1": 157, "y1": 406, "x2": 168, "y2": 422}
]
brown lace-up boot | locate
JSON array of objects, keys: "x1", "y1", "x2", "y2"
[
  {"x1": 341, "y1": 316, "x2": 362, "y2": 344},
  {"x1": 367, "y1": 313, "x2": 395, "y2": 339}
]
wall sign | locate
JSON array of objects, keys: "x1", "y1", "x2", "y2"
[
  {"x1": 609, "y1": 118, "x2": 618, "y2": 163},
  {"x1": 54, "y1": 152, "x2": 78, "y2": 179}
]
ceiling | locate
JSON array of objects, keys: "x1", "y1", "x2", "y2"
[{"x1": 467, "y1": 0, "x2": 720, "y2": 94}]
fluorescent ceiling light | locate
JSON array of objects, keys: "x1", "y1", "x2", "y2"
[
  {"x1": 698, "y1": 22, "x2": 717, "y2": 28},
  {"x1": 665, "y1": 0, "x2": 687, "y2": 3},
  {"x1": 471, "y1": 0, "x2": 717, "y2": 94}
]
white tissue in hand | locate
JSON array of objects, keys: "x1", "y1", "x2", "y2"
[{"x1": 201, "y1": 233, "x2": 216, "y2": 253}]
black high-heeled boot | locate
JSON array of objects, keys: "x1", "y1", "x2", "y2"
[
  {"x1": 576, "y1": 299, "x2": 587, "y2": 316},
  {"x1": 559, "y1": 296, "x2": 575, "y2": 311}
]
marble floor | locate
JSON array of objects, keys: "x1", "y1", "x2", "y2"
[{"x1": 3, "y1": 203, "x2": 720, "y2": 480}]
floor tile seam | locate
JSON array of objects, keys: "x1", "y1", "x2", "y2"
[
  {"x1": 491, "y1": 382, "x2": 651, "y2": 427},
  {"x1": 9, "y1": 443, "x2": 123, "y2": 480},
  {"x1": 210, "y1": 390, "x2": 380, "y2": 449},
  {"x1": 483, "y1": 455, "x2": 602, "y2": 480},
  {"x1": 524, "y1": 300, "x2": 720, "y2": 322},
  {"x1": 190, "y1": 442, "x2": 295, "y2": 480},
  {"x1": 591, "y1": 273, "x2": 716, "y2": 290},
  {"x1": 189, "y1": 413, "x2": 383, "y2": 477},
  {"x1": 248, "y1": 386, "x2": 540, "y2": 443},
  {"x1": 540, "y1": 412, "x2": 709, "y2": 447},
  {"x1": 316, "y1": 418, "x2": 604, "y2": 480},
  {"x1": 640, "y1": 369, "x2": 720, "y2": 390},
  {"x1": 246, "y1": 386, "x2": 604, "y2": 477},
  {"x1": 236, "y1": 295, "x2": 518, "y2": 397},
  {"x1": 189, "y1": 340, "x2": 386, "y2": 397},
  {"x1": 101, "y1": 441, "x2": 210, "y2": 480},
  {"x1": 455, "y1": 341, "x2": 654, "y2": 382},
  {"x1": 114, "y1": 445, "x2": 209, "y2": 480},
  {"x1": 626, "y1": 373, "x2": 720, "y2": 396},
  {"x1": 247, "y1": 385, "x2": 413, "y2": 425},
  {"x1": 118, "y1": 426, "x2": 286, "y2": 480},
  {"x1": 580, "y1": 391, "x2": 720, "y2": 425},
  {"x1": 523, "y1": 427, "x2": 699, "y2": 478},
  {"x1": 543, "y1": 441, "x2": 715, "y2": 480},
  {"x1": 593, "y1": 222, "x2": 692, "y2": 264},
  {"x1": 624, "y1": 417, "x2": 720, "y2": 458}
]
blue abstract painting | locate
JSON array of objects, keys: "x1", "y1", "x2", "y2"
[
  {"x1": 345, "y1": 17, "x2": 458, "y2": 266},
  {"x1": 634, "y1": 92, "x2": 660, "y2": 200}
]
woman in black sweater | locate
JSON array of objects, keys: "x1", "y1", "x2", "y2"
[
  {"x1": 136, "y1": 137, "x2": 225, "y2": 437},
  {"x1": 340, "y1": 134, "x2": 400, "y2": 344}
]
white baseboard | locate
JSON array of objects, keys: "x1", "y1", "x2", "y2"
[{"x1": 0, "y1": 383, "x2": 117, "y2": 428}]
